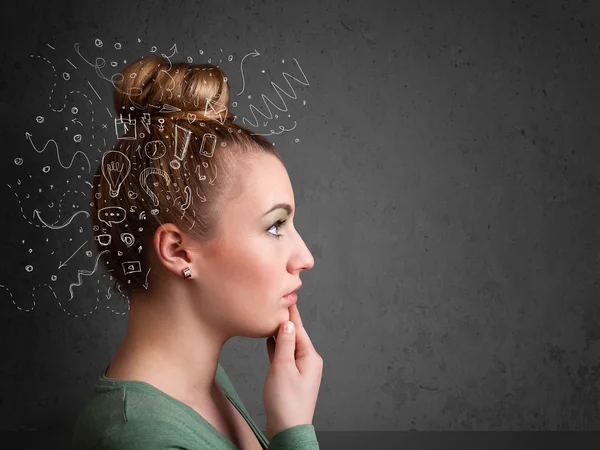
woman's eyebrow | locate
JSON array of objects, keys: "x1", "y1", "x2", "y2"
[{"x1": 263, "y1": 203, "x2": 293, "y2": 216}]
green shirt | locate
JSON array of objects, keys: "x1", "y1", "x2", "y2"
[{"x1": 71, "y1": 362, "x2": 319, "y2": 450}]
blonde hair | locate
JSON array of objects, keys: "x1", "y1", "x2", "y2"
[{"x1": 91, "y1": 55, "x2": 281, "y2": 294}]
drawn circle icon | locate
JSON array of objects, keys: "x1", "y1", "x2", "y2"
[
  {"x1": 111, "y1": 61, "x2": 118, "y2": 67},
  {"x1": 25, "y1": 265, "x2": 33, "y2": 272},
  {"x1": 120, "y1": 233, "x2": 135, "y2": 248},
  {"x1": 199, "y1": 50, "x2": 204, "y2": 55},
  {"x1": 63, "y1": 72, "x2": 70, "y2": 81},
  {"x1": 14, "y1": 158, "x2": 23, "y2": 165},
  {"x1": 145, "y1": 140, "x2": 167, "y2": 159},
  {"x1": 150, "y1": 46, "x2": 157, "y2": 52},
  {"x1": 42, "y1": 166, "x2": 50, "y2": 173},
  {"x1": 86, "y1": 251, "x2": 93, "y2": 257},
  {"x1": 36, "y1": 116, "x2": 44, "y2": 123},
  {"x1": 74, "y1": 134, "x2": 82, "y2": 143},
  {"x1": 170, "y1": 160, "x2": 181, "y2": 170},
  {"x1": 187, "y1": 56, "x2": 193, "y2": 63},
  {"x1": 114, "y1": 42, "x2": 122, "y2": 50},
  {"x1": 228, "y1": 55, "x2": 233, "y2": 62},
  {"x1": 95, "y1": 39, "x2": 103, "y2": 47},
  {"x1": 71, "y1": 107, "x2": 78, "y2": 114},
  {"x1": 51, "y1": 275, "x2": 57, "y2": 281}
]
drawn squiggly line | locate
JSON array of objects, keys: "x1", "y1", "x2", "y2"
[
  {"x1": 33, "y1": 209, "x2": 90, "y2": 229},
  {"x1": 74, "y1": 43, "x2": 145, "y2": 107},
  {"x1": 25, "y1": 132, "x2": 91, "y2": 172},
  {"x1": 251, "y1": 121, "x2": 298, "y2": 137},
  {"x1": 241, "y1": 58, "x2": 310, "y2": 127},
  {"x1": 8, "y1": 185, "x2": 87, "y2": 227},
  {"x1": 67, "y1": 249, "x2": 109, "y2": 301},
  {"x1": 73, "y1": 43, "x2": 178, "y2": 109},
  {"x1": 139, "y1": 167, "x2": 170, "y2": 206}
]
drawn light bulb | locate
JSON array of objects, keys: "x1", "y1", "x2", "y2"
[{"x1": 101, "y1": 150, "x2": 131, "y2": 198}]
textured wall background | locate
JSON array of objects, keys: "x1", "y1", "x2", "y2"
[{"x1": 1, "y1": 0, "x2": 599, "y2": 445}]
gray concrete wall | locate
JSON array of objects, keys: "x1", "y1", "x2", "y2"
[{"x1": 1, "y1": 0, "x2": 599, "y2": 445}]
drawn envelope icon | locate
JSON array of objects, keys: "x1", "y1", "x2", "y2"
[{"x1": 205, "y1": 98, "x2": 228, "y2": 124}]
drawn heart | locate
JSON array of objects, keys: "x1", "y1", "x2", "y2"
[{"x1": 187, "y1": 113, "x2": 196, "y2": 124}]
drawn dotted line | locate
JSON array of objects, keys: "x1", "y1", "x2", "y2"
[
  {"x1": 10, "y1": 186, "x2": 87, "y2": 227},
  {"x1": 0, "y1": 284, "x2": 35, "y2": 312},
  {"x1": 101, "y1": 276, "x2": 130, "y2": 316},
  {"x1": 69, "y1": 90, "x2": 96, "y2": 144},
  {"x1": 2, "y1": 276, "x2": 130, "y2": 317},
  {"x1": 30, "y1": 54, "x2": 64, "y2": 112},
  {"x1": 58, "y1": 276, "x2": 129, "y2": 317}
]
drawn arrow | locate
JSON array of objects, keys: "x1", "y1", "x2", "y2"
[
  {"x1": 59, "y1": 240, "x2": 88, "y2": 269},
  {"x1": 33, "y1": 209, "x2": 90, "y2": 229},
  {"x1": 237, "y1": 49, "x2": 260, "y2": 96}
]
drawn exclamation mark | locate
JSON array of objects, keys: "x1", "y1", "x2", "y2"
[{"x1": 175, "y1": 124, "x2": 192, "y2": 160}]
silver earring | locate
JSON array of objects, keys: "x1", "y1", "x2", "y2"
[{"x1": 182, "y1": 267, "x2": 192, "y2": 279}]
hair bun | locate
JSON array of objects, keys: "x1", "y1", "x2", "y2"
[{"x1": 113, "y1": 56, "x2": 232, "y2": 122}]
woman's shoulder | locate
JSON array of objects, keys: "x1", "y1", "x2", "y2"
[{"x1": 71, "y1": 371, "x2": 226, "y2": 450}]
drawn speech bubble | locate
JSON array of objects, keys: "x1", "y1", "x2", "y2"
[{"x1": 98, "y1": 206, "x2": 126, "y2": 227}]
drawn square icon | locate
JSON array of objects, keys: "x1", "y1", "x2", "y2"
[{"x1": 122, "y1": 261, "x2": 141, "y2": 275}]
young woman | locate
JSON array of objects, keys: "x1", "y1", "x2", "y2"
[{"x1": 71, "y1": 55, "x2": 323, "y2": 450}]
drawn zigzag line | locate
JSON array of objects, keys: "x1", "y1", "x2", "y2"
[
  {"x1": 242, "y1": 58, "x2": 310, "y2": 128},
  {"x1": 67, "y1": 250, "x2": 110, "y2": 301}
]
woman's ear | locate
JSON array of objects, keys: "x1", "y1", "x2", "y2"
[{"x1": 152, "y1": 223, "x2": 192, "y2": 277}]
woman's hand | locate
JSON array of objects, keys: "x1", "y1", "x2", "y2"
[{"x1": 263, "y1": 303, "x2": 323, "y2": 441}]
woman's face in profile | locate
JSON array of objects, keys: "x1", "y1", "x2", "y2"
[{"x1": 193, "y1": 152, "x2": 315, "y2": 338}]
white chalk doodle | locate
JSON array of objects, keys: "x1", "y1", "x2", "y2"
[
  {"x1": 101, "y1": 150, "x2": 131, "y2": 198},
  {"x1": 199, "y1": 133, "x2": 217, "y2": 157},
  {"x1": 120, "y1": 233, "x2": 135, "y2": 248},
  {"x1": 241, "y1": 58, "x2": 309, "y2": 128},
  {"x1": 174, "y1": 124, "x2": 192, "y2": 160},
  {"x1": 141, "y1": 113, "x2": 151, "y2": 134},
  {"x1": 139, "y1": 167, "x2": 170, "y2": 206},
  {"x1": 122, "y1": 261, "x2": 141, "y2": 275},
  {"x1": 205, "y1": 98, "x2": 229, "y2": 124},
  {"x1": 94, "y1": 234, "x2": 111, "y2": 246},
  {"x1": 115, "y1": 114, "x2": 137, "y2": 140},
  {"x1": 98, "y1": 206, "x2": 126, "y2": 227},
  {"x1": 33, "y1": 209, "x2": 90, "y2": 230},
  {"x1": 25, "y1": 132, "x2": 91, "y2": 172},
  {"x1": 144, "y1": 140, "x2": 166, "y2": 159},
  {"x1": 237, "y1": 49, "x2": 260, "y2": 96},
  {"x1": 58, "y1": 241, "x2": 88, "y2": 269},
  {"x1": 67, "y1": 249, "x2": 109, "y2": 301}
]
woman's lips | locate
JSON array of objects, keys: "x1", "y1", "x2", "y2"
[{"x1": 282, "y1": 291, "x2": 298, "y2": 304}]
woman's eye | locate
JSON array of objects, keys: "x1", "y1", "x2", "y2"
[{"x1": 267, "y1": 219, "x2": 286, "y2": 239}]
